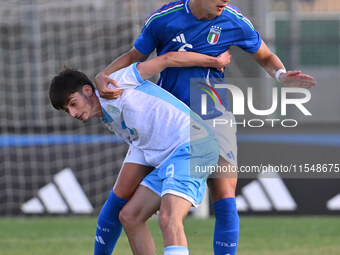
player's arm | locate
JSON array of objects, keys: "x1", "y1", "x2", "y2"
[
  {"x1": 252, "y1": 40, "x2": 316, "y2": 88},
  {"x1": 95, "y1": 47, "x2": 150, "y2": 99},
  {"x1": 137, "y1": 50, "x2": 231, "y2": 81}
]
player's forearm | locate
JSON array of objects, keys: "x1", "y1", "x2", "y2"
[
  {"x1": 96, "y1": 48, "x2": 148, "y2": 77},
  {"x1": 252, "y1": 41, "x2": 286, "y2": 81},
  {"x1": 138, "y1": 51, "x2": 218, "y2": 81},
  {"x1": 258, "y1": 53, "x2": 286, "y2": 80},
  {"x1": 97, "y1": 53, "x2": 133, "y2": 77},
  {"x1": 163, "y1": 51, "x2": 218, "y2": 69}
]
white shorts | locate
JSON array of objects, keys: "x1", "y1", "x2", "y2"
[{"x1": 204, "y1": 110, "x2": 238, "y2": 167}]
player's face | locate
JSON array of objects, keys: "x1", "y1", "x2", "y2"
[
  {"x1": 64, "y1": 91, "x2": 94, "y2": 123},
  {"x1": 200, "y1": 0, "x2": 230, "y2": 18}
]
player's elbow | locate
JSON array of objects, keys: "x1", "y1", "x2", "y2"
[
  {"x1": 129, "y1": 47, "x2": 149, "y2": 63},
  {"x1": 161, "y1": 52, "x2": 174, "y2": 61},
  {"x1": 255, "y1": 53, "x2": 270, "y2": 69},
  {"x1": 161, "y1": 52, "x2": 178, "y2": 68}
]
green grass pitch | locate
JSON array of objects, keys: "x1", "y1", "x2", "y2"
[{"x1": 1, "y1": 216, "x2": 340, "y2": 255}]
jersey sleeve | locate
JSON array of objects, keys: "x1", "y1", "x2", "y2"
[
  {"x1": 108, "y1": 63, "x2": 144, "y2": 90},
  {"x1": 233, "y1": 15, "x2": 262, "y2": 53},
  {"x1": 134, "y1": 18, "x2": 159, "y2": 55}
]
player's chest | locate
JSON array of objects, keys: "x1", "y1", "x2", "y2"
[
  {"x1": 101, "y1": 104, "x2": 123, "y2": 131},
  {"x1": 101, "y1": 103, "x2": 138, "y2": 142},
  {"x1": 161, "y1": 19, "x2": 237, "y2": 53}
]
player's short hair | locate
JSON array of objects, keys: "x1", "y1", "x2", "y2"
[{"x1": 49, "y1": 68, "x2": 95, "y2": 110}]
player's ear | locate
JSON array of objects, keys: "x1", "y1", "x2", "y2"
[{"x1": 82, "y1": 85, "x2": 93, "y2": 96}]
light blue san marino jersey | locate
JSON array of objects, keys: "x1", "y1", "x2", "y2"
[
  {"x1": 97, "y1": 63, "x2": 211, "y2": 168},
  {"x1": 134, "y1": 0, "x2": 262, "y2": 119}
]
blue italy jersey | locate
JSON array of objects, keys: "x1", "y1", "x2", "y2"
[{"x1": 134, "y1": 0, "x2": 262, "y2": 119}]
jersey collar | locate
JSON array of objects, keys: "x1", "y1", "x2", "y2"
[
  {"x1": 101, "y1": 107, "x2": 113, "y2": 124},
  {"x1": 184, "y1": 0, "x2": 190, "y2": 14}
]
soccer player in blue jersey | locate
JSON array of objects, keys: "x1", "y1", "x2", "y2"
[
  {"x1": 95, "y1": 1, "x2": 316, "y2": 254},
  {"x1": 50, "y1": 50, "x2": 230, "y2": 255}
]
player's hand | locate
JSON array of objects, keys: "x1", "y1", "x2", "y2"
[
  {"x1": 95, "y1": 73, "x2": 122, "y2": 99},
  {"x1": 110, "y1": 89, "x2": 124, "y2": 99},
  {"x1": 215, "y1": 50, "x2": 232, "y2": 72},
  {"x1": 279, "y1": 71, "x2": 316, "y2": 88}
]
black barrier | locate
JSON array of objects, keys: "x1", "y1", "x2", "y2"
[
  {"x1": 235, "y1": 129, "x2": 340, "y2": 215},
  {"x1": 1, "y1": 131, "x2": 339, "y2": 216}
]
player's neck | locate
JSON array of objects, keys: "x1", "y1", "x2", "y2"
[
  {"x1": 188, "y1": 0, "x2": 217, "y2": 20},
  {"x1": 92, "y1": 95, "x2": 104, "y2": 118}
]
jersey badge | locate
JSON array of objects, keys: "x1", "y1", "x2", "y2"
[
  {"x1": 107, "y1": 105, "x2": 120, "y2": 115},
  {"x1": 207, "y1": 26, "x2": 222, "y2": 45}
]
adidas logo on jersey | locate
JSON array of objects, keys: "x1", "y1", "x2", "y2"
[{"x1": 172, "y1": 33, "x2": 193, "y2": 52}]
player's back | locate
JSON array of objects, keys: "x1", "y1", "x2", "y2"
[{"x1": 98, "y1": 63, "x2": 211, "y2": 167}]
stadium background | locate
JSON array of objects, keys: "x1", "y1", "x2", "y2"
[{"x1": 0, "y1": 0, "x2": 339, "y2": 218}]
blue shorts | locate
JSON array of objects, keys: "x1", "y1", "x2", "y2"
[{"x1": 141, "y1": 135, "x2": 219, "y2": 207}]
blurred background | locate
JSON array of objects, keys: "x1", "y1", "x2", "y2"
[{"x1": 0, "y1": 0, "x2": 339, "y2": 217}]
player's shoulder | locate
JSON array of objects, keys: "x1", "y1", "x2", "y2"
[
  {"x1": 107, "y1": 63, "x2": 142, "y2": 90},
  {"x1": 222, "y1": 4, "x2": 256, "y2": 31},
  {"x1": 144, "y1": 0, "x2": 186, "y2": 29}
]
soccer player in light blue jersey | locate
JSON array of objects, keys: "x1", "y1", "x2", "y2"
[
  {"x1": 95, "y1": 1, "x2": 316, "y2": 254},
  {"x1": 49, "y1": 50, "x2": 230, "y2": 255}
]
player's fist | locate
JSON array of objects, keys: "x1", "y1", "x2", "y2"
[
  {"x1": 95, "y1": 73, "x2": 120, "y2": 99},
  {"x1": 215, "y1": 50, "x2": 232, "y2": 72}
]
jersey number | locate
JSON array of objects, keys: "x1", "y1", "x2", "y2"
[
  {"x1": 178, "y1": 43, "x2": 193, "y2": 52},
  {"x1": 166, "y1": 164, "x2": 175, "y2": 178}
]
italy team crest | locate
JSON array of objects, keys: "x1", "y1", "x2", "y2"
[{"x1": 207, "y1": 26, "x2": 222, "y2": 45}]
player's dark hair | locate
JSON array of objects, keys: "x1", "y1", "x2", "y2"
[{"x1": 49, "y1": 68, "x2": 95, "y2": 110}]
